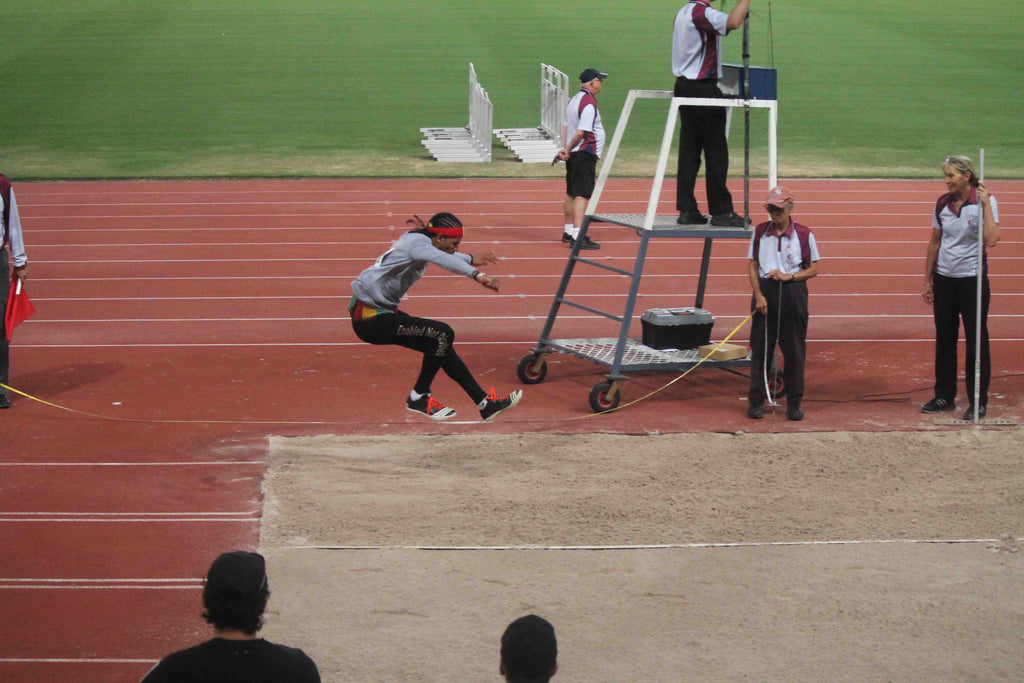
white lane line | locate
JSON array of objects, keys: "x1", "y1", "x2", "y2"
[
  {"x1": 27, "y1": 292, "x2": 1024, "y2": 302},
  {"x1": 0, "y1": 518, "x2": 259, "y2": 523},
  {"x1": 11, "y1": 339, "x2": 1024, "y2": 350},
  {"x1": 0, "y1": 658, "x2": 160, "y2": 663},
  {"x1": 24, "y1": 238, "x2": 1024, "y2": 247},
  {"x1": 273, "y1": 537, "x2": 1024, "y2": 551},
  {"x1": 26, "y1": 313, "x2": 1024, "y2": 324},
  {"x1": 0, "y1": 512, "x2": 258, "y2": 516},
  {"x1": 23, "y1": 197, "x2": 988, "y2": 207},
  {"x1": 27, "y1": 272, "x2": 1024, "y2": 284},
  {"x1": 23, "y1": 224, "x2": 1021, "y2": 234},
  {"x1": 0, "y1": 461, "x2": 264, "y2": 466},
  {"x1": 0, "y1": 578, "x2": 199, "y2": 582},
  {"x1": 22, "y1": 210, "x2": 1024, "y2": 220},
  {"x1": 25, "y1": 255, "x2": 1024, "y2": 265},
  {"x1": 0, "y1": 578, "x2": 203, "y2": 590}
]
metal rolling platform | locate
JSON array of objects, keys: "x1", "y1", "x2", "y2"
[{"x1": 517, "y1": 89, "x2": 777, "y2": 412}]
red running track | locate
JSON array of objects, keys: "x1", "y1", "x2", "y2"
[{"x1": 0, "y1": 178, "x2": 1021, "y2": 681}]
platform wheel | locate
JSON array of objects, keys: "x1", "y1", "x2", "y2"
[
  {"x1": 589, "y1": 381, "x2": 621, "y2": 413},
  {"x1": 767, "y1": 355, "x2": 787, "y2": 399},
  {"x1": 767, "y1": 373, "x2": 787, "y2": 400},
  {"x1": 517, "y1": 354, "x2": 548, "y2": 385}
]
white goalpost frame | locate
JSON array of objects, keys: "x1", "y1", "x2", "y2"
[{"x1": 587, "y1": 91, "x2": 777, "y2": 227}]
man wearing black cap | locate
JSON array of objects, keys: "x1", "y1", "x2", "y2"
[
  {"x1": 672, "y1": 0, "x2": 751, "y2": 227},
  {"x1": 141, "y1": 551, "x2": 320, "y2": 682},
  {"x1": 556, "y1": 68, "x2": 607, "y2": 250}
]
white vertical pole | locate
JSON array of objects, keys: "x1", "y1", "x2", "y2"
[
  {"x1": 742, "y1": 16, "x2": 751, "y2": 225},
  {"x1": 643, "y1": 98, "x2": 683, "y2": 230},
  {"x1": 972, "y1": 149, "x2": 984, "y2": 423},
  {"x1": 586, "y1": 89, "x2": 639, "y2": 214}
]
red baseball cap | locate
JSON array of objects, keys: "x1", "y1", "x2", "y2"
[{"x1": 765, "y1": 186, "x2": 794, "y2": 208}]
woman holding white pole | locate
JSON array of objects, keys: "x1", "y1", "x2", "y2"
[{"x1": 921, "y1": 155, "x2": 1000, "y2": 419}]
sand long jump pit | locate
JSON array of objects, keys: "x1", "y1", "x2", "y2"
[{"x1": 257, "y1": 430, "x2": 1023, "y2": 682}]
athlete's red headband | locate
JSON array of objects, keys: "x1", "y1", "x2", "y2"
[{"x1": 427, "y1": 222, "x2": 464, "y2": 238}]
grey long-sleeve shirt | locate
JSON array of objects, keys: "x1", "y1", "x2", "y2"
[{"x1": 351, "y1": 231, "x2": 475, "y2": 311}]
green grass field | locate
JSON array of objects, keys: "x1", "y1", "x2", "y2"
[{"x1": 1, "y1": 1, "x2": 1021, "y2": 179}]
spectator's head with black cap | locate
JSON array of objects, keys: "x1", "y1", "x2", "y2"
[
  {"x1": 500, "y1": 614, "x2": 558, "y2": 682},
  {"x1": 202, "y1": 551, "x2": 270, "y2": 635}
]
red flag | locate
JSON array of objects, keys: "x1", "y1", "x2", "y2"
[{"x1": 5, "y1": 275, "x2": 35, "y2": 342}]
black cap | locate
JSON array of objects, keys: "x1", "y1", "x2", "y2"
[
  {"x1": 204, "y1": 551, "x2": 268, "y2": 598},
  {"x1": 579, "y1": 68, "x2": 608, "y2": 83}
]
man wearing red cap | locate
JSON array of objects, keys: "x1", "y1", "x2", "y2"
[
  {"x1": 746, "y1": 186, "x2": 820, "y2": 421},
  {"x1": 0, "y1": 173, "x2": 29, "y2": 409}
]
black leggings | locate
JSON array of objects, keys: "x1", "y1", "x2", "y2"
[
  {"x1": 351, "y1": 310, "x2": 487, "y2": 403},
  {"x1": 932, "y1": 273, "x2": 990, "y2": 406}
]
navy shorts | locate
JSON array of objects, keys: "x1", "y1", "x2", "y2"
[{"x1": 565, "y1": 151, "x2": 597, "y2": 199}]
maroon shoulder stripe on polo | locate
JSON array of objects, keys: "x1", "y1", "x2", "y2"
[
  {"x1": 691, "y1": 4, "x2": 719, "y2": 79},
  {"x1": 576, "y1": 92, "x2": 599, "y2": 156},
  {"x1": 934, "y1": 187, "x2": 978, "y2": 223}
]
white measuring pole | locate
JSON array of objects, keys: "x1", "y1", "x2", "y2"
[{"x1": 972, "y1": 149, "x2": 984, "y2": 423}]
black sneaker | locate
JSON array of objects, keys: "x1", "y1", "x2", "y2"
[
  {"x1": 962, "y1": 405, "x2": 987, "y2": 420},
  {"x1": 480, "y1": 388, "x2": 523, "y2": 422},
  {"x1": 746, "y1": 403, "x2": 764, "y2": 419},
  {"x1": 406, "y1": 395, "x2": 457, "y2": 420},
  {"x1": 572, "y1": 235, "x2": 601, "y2": 250},
  {"x1": 561, "y1": 232, "x2": 573, "y2": 243},
  {"x1": 921, "y1": 397, "x2": 955, "y2": 414},
  {"x1": 677, "y1": 210, "x2": 708, "y2": 225},
  {"x1": 0, "y1": 393, "x2": 10, "y2": 409},
  {"x1": 710, "y1": 212, "x2": 751, "y2": 228},
  {"x1": 787, "y1": 404, "x2": 805, "y2": 421}
]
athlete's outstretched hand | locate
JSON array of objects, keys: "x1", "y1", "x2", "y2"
[
  {"x1": 471, "y1": 251, "x2": 499, "y2": 266},
  {"x1": 477, "y1": 273, "x2": 500, "y2": 292}
]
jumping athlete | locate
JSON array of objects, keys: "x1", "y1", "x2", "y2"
[{"x1": 350, "y1": 212, "x2": 523, "y2": 421}]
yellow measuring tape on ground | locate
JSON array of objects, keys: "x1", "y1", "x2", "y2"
[
  {"x1": 0, "y1": 382, "x2": 334, "y2": 425},
  {"x1": 1, "y1": 314, "x2": 753, "y2": 425}
]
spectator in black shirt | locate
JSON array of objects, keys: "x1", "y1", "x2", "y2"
[{"x1": 141, "y1": 551, "x2": 320, "y2": 683}]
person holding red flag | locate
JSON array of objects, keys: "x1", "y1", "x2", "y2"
[{"x1": 1, "y1": 173, "x2": 29, "y2": 409}]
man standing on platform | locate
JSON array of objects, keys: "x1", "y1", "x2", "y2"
[
  {"x1": 0, "y1": 172, "x2": 29, "y2": 409},
  {"x1": 557, "y1": 68, "x2": 607, "y2": 251},
  {"x1": 672, "y1": 0, "x2": 751, "y2": 227}
]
